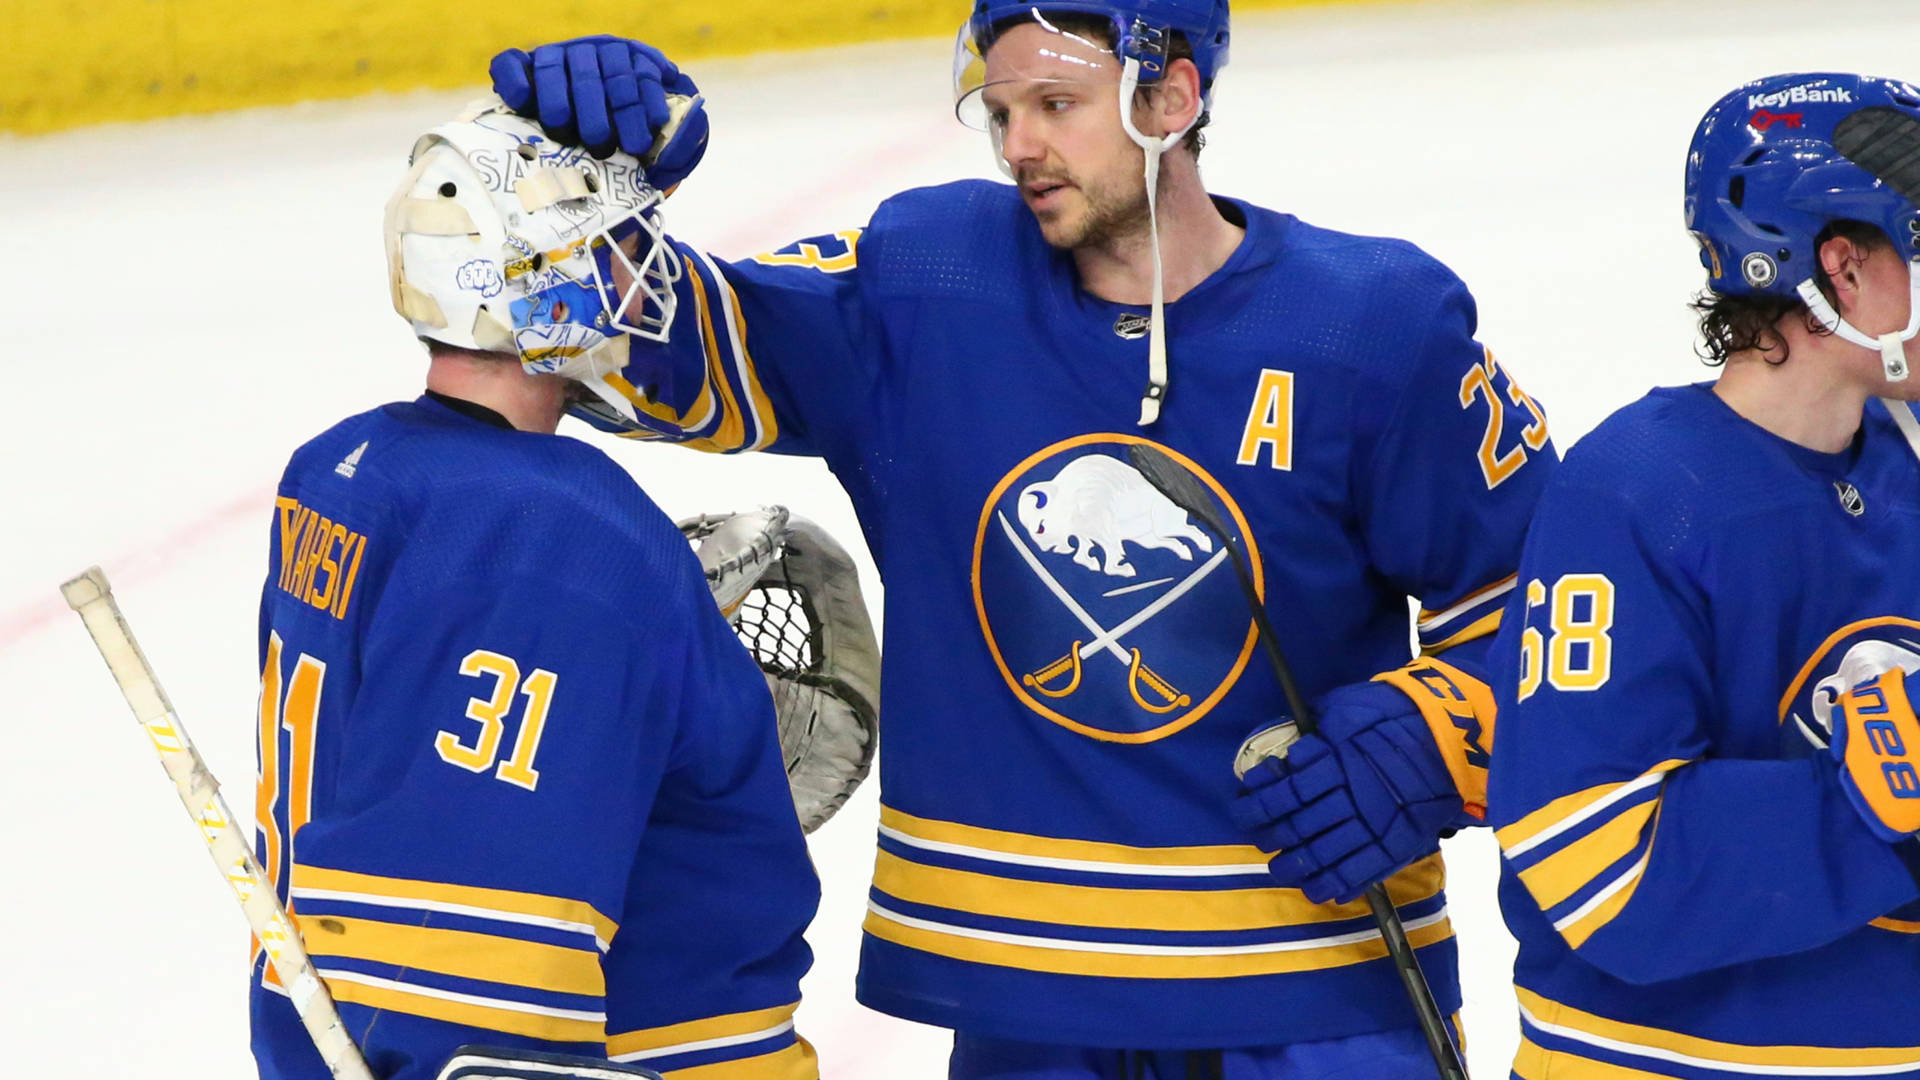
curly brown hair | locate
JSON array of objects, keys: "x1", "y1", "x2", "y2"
[{"x1": 1694, "y1": 221, "x2": 1892, "y2": 366}]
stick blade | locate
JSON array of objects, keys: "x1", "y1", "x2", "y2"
[{"x1": 1127, "y1": 443, "x2": 1227, "y2": 536}]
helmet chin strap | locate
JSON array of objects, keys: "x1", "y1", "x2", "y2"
[
  {"x1": 1796, "y1": 258, "x2": 1920, "y2": 466},
  {"x1": 1118, "y1": 57, "x2": 1197, "y2": 427},
  {"x1": 1795, "y1": 257, "x2": 1920, "y2": 383}
]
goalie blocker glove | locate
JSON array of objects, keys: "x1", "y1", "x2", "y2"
[{"x1": 682, "y1": 510, "x2": 879, "y2": 833}]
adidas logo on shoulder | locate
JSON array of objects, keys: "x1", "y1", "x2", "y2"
[{"x1": 335, "y1": 441, "x2": 368, "y2": 479}]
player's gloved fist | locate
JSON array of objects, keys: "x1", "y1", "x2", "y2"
[
  {"x1": 1828, "y1": 667, "x2": 1920, "y2": 842},
  {"x1": 1230, "y1": 680, "x2": 1463, "y2": 905},
  {"x1": 489, "y1": 35, "x2": 709, "y2": 189}
]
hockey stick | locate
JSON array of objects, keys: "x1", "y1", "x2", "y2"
[
  {"x1": 1124, "y1": 447, "x2": 1469, "y2": 1080},
  {"x1": 60, "y1": 567, "x2": 375, "y2": 1080}
]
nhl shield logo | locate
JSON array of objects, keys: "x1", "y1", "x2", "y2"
[
  {"x1": 972, "y1": 434, "x2": 1262, "y2": 743},
  {"x1": 1835, "y1": 481, "x2": 1865, "y2": 517}
]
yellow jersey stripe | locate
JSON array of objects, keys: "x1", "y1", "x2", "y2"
[
  {"x1": 1513, "y1": 1036, "x2": 1675, "y2": 1080},
  {"x1": 863, "y1": 901, "x2": 1453, "y2": 979},
  {"x1": 1420, "y1": 609, "x2": 1503, "y2": 654},
  {"x1": 322, "y1": 969, "x2": 604, "y2": 1043},
  {"x1": 1518, "y1": 988, "x2": 1920, "y2": 1070},
  {"x1": 291, "y1": 864, "x2": 617, "y2": 946},
  {"x1": 604, "y1": 369, "x2": 719, "y2": 433},
  {"x1": 679, "y1": 262, "x2": 748, "y2": 453},
  {"x1": 1553, "y1": 806, "x2": 1659, "y2": 951},
  {"x1": 693, "y1": 249, "x2": 780, "y2": 453},
  {"x1": 879, "y1": 806, "x2": 1269, "y2": 872},
  {"x1": 1872, "y1": 916, "x2": 1920, "y2": 934},
  {"x1": 864, "y1": 900, "x2": 1455, "y2": 977},
  {"x1": 657, "y1": 1038, "x2": 819, "y2": 1080},
  {"x1": 608, "y1": 1003, "x2": 798, "y2": 1057},
  {"x1": 874, "y1": 849, "x2": 1444, "y2": 932},
  {"x1": 304, "y1": 916, "x2": 603, "y2": 998},
  {"x1": 1517, "y1": 799, "x2": 1658, "y2": 910},
  {"x1": 1496, "y1": 760, "x2": 1689, "y2": 858},
  {"x1": 1418, "y1": 574, "x2": 1518, "y2": 629}
]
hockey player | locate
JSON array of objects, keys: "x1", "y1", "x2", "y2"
[
  {"x1": 1488, "y1": 74, "x2": 1920, "y2": 1079},
  {"x1": 251, "y1": 102, "x2": 819, "y2": 1080},
  {"x1": 487, "y1": 3, "x2": 1555, "y2": 1075}
]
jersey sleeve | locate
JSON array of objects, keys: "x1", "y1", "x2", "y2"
[
  {"x1": 1357, "y1": 275, "x2": 1554, "y2": 661},
  {"x1": 600, "y1": 584, "x2": 820, "y2": 1078},
  {"x1": 1356, "y1": 273, "x2": 1555, "y2": 816},
  {"x1": 594, "y1": 231, "x2": 873, "y2": 461},
  {"x1": 1488, "y1": 481, "x2": 1920, "y2": 986}
]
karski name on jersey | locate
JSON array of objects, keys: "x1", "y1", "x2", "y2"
[{"x1": 275, "y1": 495, "x2": 369, "y2": 621}]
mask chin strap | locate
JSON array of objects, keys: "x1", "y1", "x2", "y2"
[
  {"x1": 1795, "y1": 256, "x2": 1920, "y2": 383},
  {"x1": 1118, "y1": 55, "x2": 1197, "y2": 427}
]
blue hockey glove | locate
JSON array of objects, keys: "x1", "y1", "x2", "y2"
[
  {"x1": 1230, "y1": 680, "x2": 1464, "y2": 904},
  {"x1": 1829, "y1": 667, "x2": 1920, "y2": 843},
  {"x1": 490, "y1": 35, "x2": 710, "y2": 189}
]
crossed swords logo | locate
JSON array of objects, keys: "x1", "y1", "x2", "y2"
[{"x1": 996, "y1": 511, "x2": 1230, "y2": 714}]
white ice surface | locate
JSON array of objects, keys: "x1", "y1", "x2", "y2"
[{"x1": 4, "y1": 0, "x2": 1918, "y2": 1075}]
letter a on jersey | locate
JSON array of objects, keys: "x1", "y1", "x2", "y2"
[{"x1": 973, "y1": 435, "x2": 1264, "y2": 743}]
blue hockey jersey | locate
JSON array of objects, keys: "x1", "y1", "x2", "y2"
[
  {"x1": 251, "y1": 396, "x2": 819, "y2": 1080},
  {"x1": 592, "y1": 180, "x2": 1555, "y2": 1047},
  {"x1": 1489, "y1": 383, "x2": 1920, "y2": 1079}
]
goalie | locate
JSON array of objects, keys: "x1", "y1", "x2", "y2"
[{"x1": 249, "y1": 102, "x2": 821, "y2": 1079}]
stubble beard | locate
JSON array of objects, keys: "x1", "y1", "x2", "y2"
[{"x1": 1034, "y1": 170, "x2": 1151, "y2": 252}]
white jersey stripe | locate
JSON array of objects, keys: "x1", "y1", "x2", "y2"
[
  {"x1": 1519, "y1": 1002, "x2": 1920, "y2": 1076},
  {"x1": 1418, "y1": 578, "x2": 1517, "y2": 634},
  {"x1": 867, "y1": 900, "x2": 1448, "y2": 956},
  {"x1": 612, "y1": 1019, "x2": 797, "y2": 1062},
  {"x1": 1502, "y1": 768, "x2": 1667, "y2": 860},
  {"x1": 291, "y1": 886, "x2": 610, "y2": 951},
  {"x1": 314, "y1": 968, "x2": 606, "y2": 1023},
  {"x1": 877, "y1": 822, "x2": 1270, "y2": 877}
]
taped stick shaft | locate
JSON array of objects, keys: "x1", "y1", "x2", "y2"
[{"x1": 60, "y1": 568, "x2": 375, "y2": 1080}]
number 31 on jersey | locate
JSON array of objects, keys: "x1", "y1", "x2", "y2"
[{"x1": 257, "y1": 638, "x2": 560, "y2": 893}]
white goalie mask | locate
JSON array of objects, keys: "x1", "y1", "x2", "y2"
[{"x1": 384, "y1": 98, "x2": 683, "y2": 427}]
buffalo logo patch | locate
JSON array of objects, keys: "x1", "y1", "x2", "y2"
[{"x1": 972, "y1": 434, "x2": 1262, "y2": 743}]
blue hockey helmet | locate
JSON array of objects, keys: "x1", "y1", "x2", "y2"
[
  {"x1": 954, "y1": 0, "x2": 1231, "y2": 128},
  {"x1": 1686, "y1": 73, "x2": 1920, "y2": 299},
  {"x1": 1685, "y1": 73, "x2": 1920, "y2": 378}
]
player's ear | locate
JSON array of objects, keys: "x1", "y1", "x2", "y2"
[
  {"x1": 1156, "y1": 58, "x2": 1204, "y2": 138},
  {"x1": 1817, "y1": 233, "x2": 1871, "y2": 312}
]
